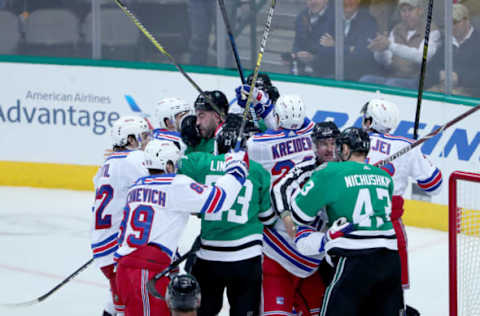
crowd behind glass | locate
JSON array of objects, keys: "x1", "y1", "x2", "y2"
[{"x1": 1, "y1": 0, "x2": 478, "y2": 98}]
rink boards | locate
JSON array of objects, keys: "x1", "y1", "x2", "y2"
[{"x1": 1, "y1": 57, "x2": 479, "y2": 231}]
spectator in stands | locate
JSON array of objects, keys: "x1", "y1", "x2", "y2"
[
  {"x1": 289, "y1": 0, "x2": 334, "y2": 76},
  {"x1": 187, "y1": 0, "x2": 239, "y2": 66},
  {"x1": 369, "y1": 0, "x2": 397, "y2": 33},
  {"x1": 360, "y1": 0, "x2": 441, "y2": 90},
  {"x1": 428, "y1": 3, "x2": 480, "y2": 98},
  {"x1": 311, "y1": 0, "x2": 379, "y2": 81}
]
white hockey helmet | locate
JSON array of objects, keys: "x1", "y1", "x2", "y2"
[
  {"x1": 361, "y1": 98, "x2": 400, "y2": 133},
  {"x1": 274, "y1": 94, "x2": 305, "y2": 130},
  {"x1": 154, "y1": 97, "x2": 193, "y2": 130},
  {"x1": 144, "y1": 139, "x2": 181, "y2": 171},
  {"x1": 111, "y1": 115, "x2": 151, "y2": 148}
]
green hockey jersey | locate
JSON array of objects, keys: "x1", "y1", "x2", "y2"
[
  {"x1": 292, "y1": 161, "x2": 398, "y2": 254},
  {"x1": 184, "y1": 138, "x2": 215, "y2": 155},
  {"x1": 178, "y1": 152, "x2": 274, "y2": 261}
]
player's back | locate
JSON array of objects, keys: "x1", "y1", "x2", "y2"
[
  {"x1": 178, "y1": 152, "x2": 273, "y2": 262},
  {"x1": 115, "y1": 174, "x2": 200, "y2": 261},
  {"x1": 367, "y1": 132, "x2": 442, "y2": 196},
  {"x1": 247, "y1": 118, "x2": 315, "y2": 186},
  {"x1": 91, "y1": 150, "x2": 147, "y2": 267},
  {"x1": 293, "y1": 161, "x2": 397, "y2": 253}
]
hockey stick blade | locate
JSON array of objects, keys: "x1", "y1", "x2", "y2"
[
  {"x1": 147, "y1": 275, "x2": 166, "y2": 300},
  {"x1": 0, "y1": 258, "x2": 94, "y2": 308},
  {"x1": 146, "y1": 247, "x2": 198, "y2": 299},
  {"x1": 375, "y1": 104, "x2": 480, "y2": 167},
  {"x1": 124, "y1": 95, "x2": 154, "y2": 129}
]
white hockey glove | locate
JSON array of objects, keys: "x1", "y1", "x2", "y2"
[
  {"x1": 235, "y1": 84, "x2": 274, "y2": 119},
  {"x1": 320, "y1": 217, "x2": 354, "y2": 253},
  {"x1": 224, "y1": 151, "x2": 249, "y2": 185}
]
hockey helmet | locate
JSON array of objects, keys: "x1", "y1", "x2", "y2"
[
  {"x1": 144, "y1": 139, "x2": 181, "y2": 171},
  {"x1": 154, "y1": 97, "x2": 193, "y2": 130},
  {"x1": 312, "y1": 121, "x2": 340, "y2": 142},
  {"x1": 214, "y1": 113, "x2": 259, "y2": 154},
  {"x1": 361, "y1": 98, "x2": 399, "y2": 134},
  {"x1": 166, "y1": 274, "x2": 201, "y2": 312},
  {"x1": 194, "y1": 90, "x2": 229, "y2": 116},
  {"x1": 110, "y1": 115, "x2": 151, "y2": 148},
  {"x1": 335, "y1": 127, "x2": 370, "y2": 160},
  {"x1": 247, "y1": 72, "x2": 280, "y2": 103},
  {"x1": 274, "y1": 94, "x2": 305, "y2": 130}
]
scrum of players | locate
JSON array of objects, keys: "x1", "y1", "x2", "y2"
[{"x1": 90, "y1": 73, "x2": 442, "y2": 316}]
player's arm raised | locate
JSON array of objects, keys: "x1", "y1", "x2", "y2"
[{"x1": 176, "y1": 151, "x2": 250, "y2": 215}]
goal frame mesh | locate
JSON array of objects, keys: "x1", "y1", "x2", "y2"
[{"x1": 449, "y1": 170, "x2": 480, "y2": 316}]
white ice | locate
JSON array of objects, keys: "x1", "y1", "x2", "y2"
[{"x1": 0, "y1": 187, "x2": 449, "y2": 315}]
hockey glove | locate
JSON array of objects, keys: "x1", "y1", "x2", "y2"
[
  {"x1": 224, "y1": 151, "x2": 249, "y2": 185},
  {"x1": 180, "y1": 115, "x2": 202, "y2": 148},
  {"x1": 320, "y1": 217, "x2": 354, "y2": 253},
  {"x1": 235, "y1": 84, "x2": 274, "y2": 119}
]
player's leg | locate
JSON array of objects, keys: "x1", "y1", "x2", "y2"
[
  {"x1": 224, "y1": 256, "x2": 262, "y2": 316},
  {"x1": 262, "y1": 255, "x2": 297, "y2": 316},
  {"x1": 320, "y1": 256, "x2": 368, "y2": 316},
  {"x1": 366, "y1": 250, "x2": 404, "y2": 316},
  {"x1": 192, "y1": 258, "x2": 226, "y2": 316},
  {"x1": 116, "y1": 264, "x2": 170, "y2": 316},
  {"x1": 102, "y1": 297, "x2": 116, "y2": 316},
  {"x1": 101, "y1": 264, "x2": 125, "y2": 314},
  {"x1": 392, "y1": 218, "x2": 409, "y2": 289},
  {"x1": 294, "y1": 271, "x2": 326, "y2": 316},
  {"x1": 391, "y1": 195, "x2": 409, "y2": 289}
]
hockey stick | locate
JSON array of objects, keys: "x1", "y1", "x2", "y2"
[
  {"x1": 374, "y1": 104, "x2": 480, "y2": 167},
  {"x1": 125, "y1": 95, "x2": 154, "y2": 129},
  {"x1": 235, "y1": 0, "x2": 277, "y2": 151},
  {"x1": 0, "y1": 258, "x2": 94, "y2": 308},
  {"x1": 112, "y1": 0, "x2": 225, "y2": 120},
  {"x1": 217, "y1": 0, "x2": 259, "y2": 126},
  {"x1": 146, "y1": 248, "x2": 197, "y2": 299},
  {"x1": 413, "y1": 0, "x2": 434, "y2": 140}
]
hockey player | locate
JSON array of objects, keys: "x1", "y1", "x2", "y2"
[
  {"x1": 181, "y1": 90, "x2": 229, "y2": 154},
  {"x1": 361, "y1": 98, "x2": 442, "y2": 290},
  {"x1": 91, "y1": 115, "x2": 151, "y2": 315},
  {"x1": 166, "y1": 274, "x2": 201, "y2": 316},
  {"x1": 152, "y1": 97, "x2": 193, "y2": 153},
  {"x1": 291, "y1": 127, "x2": 404, "y2": 315},
  {"x1": 115, "y1": 139, "x2": 249, "y2": 316},
  {"x1": 268, "y1": 121, "x2": 340, "y2": 316},
  {"x1": 178, "y1": 114, "x2": 275, "y2": 316},
  {"x1": 245, "y1": 94, "x2": 319, "y2": 315}
]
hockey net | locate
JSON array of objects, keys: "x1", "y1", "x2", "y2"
[{"x1": 449, "y1": 171, "x2": 480, "y2": 316}]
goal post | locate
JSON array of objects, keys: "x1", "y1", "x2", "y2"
[{"x1": 449, "y1": 171, "x2": 480, "y2": 316}]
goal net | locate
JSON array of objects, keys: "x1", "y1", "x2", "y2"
[{"x1": 449, "y1": 171, "x2": 480, "y2": 316}]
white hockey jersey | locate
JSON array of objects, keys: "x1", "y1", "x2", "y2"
[
  {"x1": 114, "y1": 173, "x2": 242, "y2": 262},
  {"x1": 247, "y1": 118, "x2": 315, "y2": 187},
  {"x1": 247, "y1": 118, "x2": 319, "y2": 277},
  {"x1": 367, "y1": 132, "x2": 442, "y2": 196},
  {"x1": 91, "y1": 150, "x2": 148, "y2": 268}
]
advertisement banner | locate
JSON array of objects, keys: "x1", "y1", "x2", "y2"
[{"x1": 1, "y1": 62, "x2": 479, "y2": 205}]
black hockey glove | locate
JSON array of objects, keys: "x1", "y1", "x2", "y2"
[{"x1": 180, "y1": 115, "x2": 202, "y2": 148}]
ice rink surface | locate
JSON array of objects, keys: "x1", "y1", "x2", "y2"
[{"x1": 0, "y1": 187, "x2": 449, "y2": 315}]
